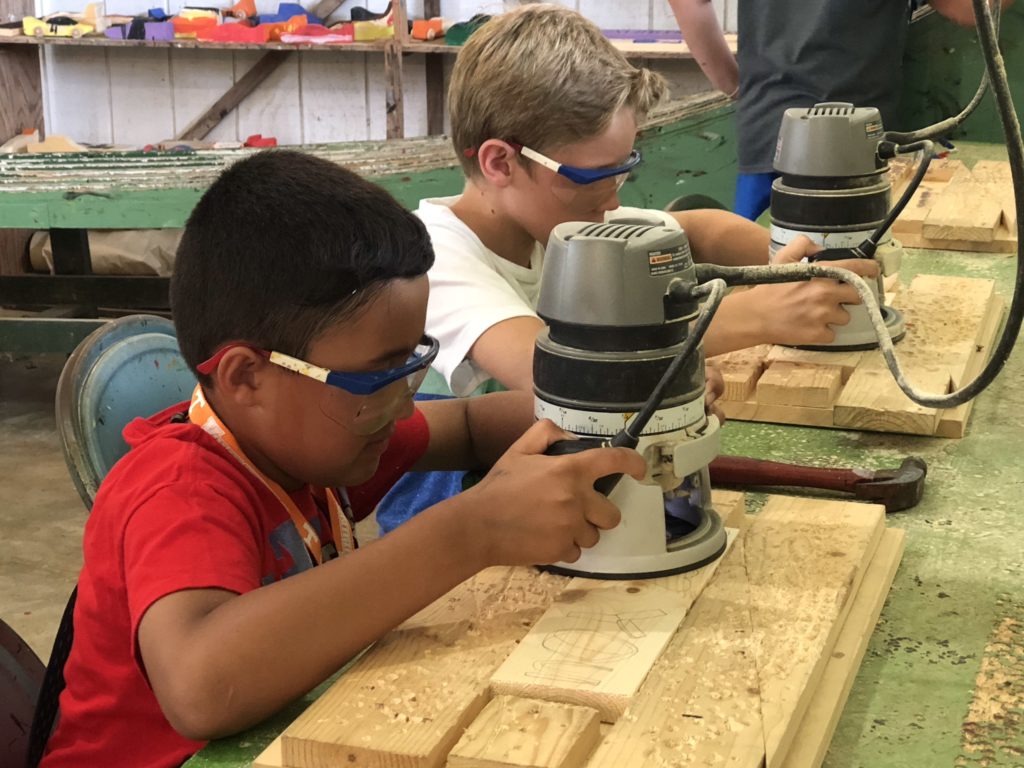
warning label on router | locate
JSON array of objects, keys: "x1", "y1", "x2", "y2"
[{"x1": 648, "y1": 246, "x2": 689, "y2": 276}]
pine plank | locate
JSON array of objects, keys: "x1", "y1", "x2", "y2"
[
  {"x1": 832, "y1": 361, "x2": 949, "y2": 435},
  {"x1": 279, "y1": 567, "x2": 570, "y2": 768},
  {"x1": 721, "y1": 363, "x2": 762, "y2": 402},
  {"x1": 892, "y1": 181, "x2": 947, "y2": 236},
  {"x1": 587, "y1": 498, "x2": 885, "y2": 768},
  {"x1": 764, "y1": 348, "x2": 864, "y2": 382},
  {"x1": 923, "y1": 157, "x2": 970, "y2": 182},
  {"x1": 781, "y1": 528, "x2": 905, "y2": 768},
  {"x1": 749, "y1": 499, "x2": 885, "y2": 767},
  {"x1": 897, "y1": 225, "x2": 1018, "y2": 253},
  {"x1": 446, "y1": 696, "x2": 601, "y2": 768},
  {"x1": 756, "y1": 363, "x2": 842, "y2": 408},
  {"x1": 489, "y1": 583, "x2": 704, "y2": 723},
  {"x1": 922, "y1": 181, "x2": 1003, "y2": 242},
  {"x1": 583, "y1": 517, "x2": 765, "y2": 768},
  {"x1": 936, "y1": 293, "x2": 1006, "y2": 438},
  {"x1": 721, "y1": 399, "x2": 836, "y2": 428},
  {"x1": 970, "y1": 160, "x2": 1016, "y2": 230},
  {"x1": 491, "y1": 532, "x2": 738, "y2": 723}
]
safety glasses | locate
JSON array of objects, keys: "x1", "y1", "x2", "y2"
[
  {"x1": 508, "y1": 142, "x2": 642, "y2": 186},
  {"x1": 197, "y1": 335, "x2": 439, "y2": 435}
]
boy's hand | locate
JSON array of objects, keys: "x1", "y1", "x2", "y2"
[
  {"x1": 748, "y1": 235, "x2": 880, "y2": 347},
  {"x1": 464, "y1": 419, "x2": 646, "y2": 567},
  {"x1": 705, "y1": 364, "x2": 726, "y2": 423}
]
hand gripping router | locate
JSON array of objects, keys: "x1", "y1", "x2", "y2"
[{"x1": 770, "y1": 103, "x2": 909, "y2": 351}]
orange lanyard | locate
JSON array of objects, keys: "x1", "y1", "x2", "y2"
[{"x1": 187, "y1": 385, "x2": 355, "y2": 566}]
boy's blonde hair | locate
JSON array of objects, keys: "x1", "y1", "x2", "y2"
[{"x1": 449, "y1": 4, "x2": 668, "y2": 177}]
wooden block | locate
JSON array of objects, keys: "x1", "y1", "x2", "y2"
[
  {"x1": 922, "y1": 181, "x2": 1002, "y2": 243},
  {"x1": 896, "y1": 275, "x2": 997, "y2": 381},
  {"x1": 750, "y1": 500, "x2": 885, "y2": 767},
  {"x1": 765, "y1": 347, "x2": 864, "y2": 382},
  {"x1": 252, "y1": 737, "x2": 282, "y2": 768},
  {"x1": 782, "y1": 528, "x2": 905, "y2": 768},
  {"x1": 0, "y1": 129, "x2": 39, "y2": 154},
  {"x1": 937, "y1": 294, "x2": 1006, "y2": 438},
  {"x1": 587, "y1": 498, "x2": 885, "y2": 768},
  {"x1": 968, "y1": 160, "x2": 1015, "y2": 229},
  {"x1": 923, "y1": 156, "x2": 969, "y2": 182},
  {"x1": 721, "y1": 363, "x2": 762, "y2": 401},
  {"x1": 833, "y1": 363, "x2": 950, "y2": 435},
  {"x1": 710, "y1": 345, "x2": 772, "y2": 402},
  {"x1": 489, "y1": 575, "x2": 720, "y2": 722},
  {"x1": 756, "y1": 362, "x2": 843, "y2": 408},
  {"x1": 969, "y1": 160, "x2": 1012, "y2": 183},
  {"x1": 280, "y1": 567, "x2": 569, "y2": 768},
  {"x1": 892, "y1": 181, "x2": 946, "y2": 236},
  {"x1": 584, "y1": 522, "x2": 764, "y2": 768},
  {"x1": 721, "y1": 399, "x2": 837, "y2": 428},
  {"x1": 897, "y1": 226, "x2": 1018, "y2": 254},
  {"x1": 26, "y1": 135, "x2": 86, "y2": 154},
  {"x1": 446, "y1": 696, "x2": 600, "y2": 768}
]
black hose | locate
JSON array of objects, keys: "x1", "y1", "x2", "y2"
[{"x1": 867, "y1": 139, "x2": 935, "y2": 251}]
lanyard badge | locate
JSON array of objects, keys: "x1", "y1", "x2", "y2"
[{"x1": 187, "y1": 385, "x2": 355, "y2": 566}]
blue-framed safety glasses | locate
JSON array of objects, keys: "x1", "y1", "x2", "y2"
[
  {"x1": 197, "y1": 335, "x2": 439, "y2": 435},
  {"x1": 510, "y1": 142, "x2": 642, "y2": 186}
]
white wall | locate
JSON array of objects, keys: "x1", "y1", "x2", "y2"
[{"x1": 40, "y1": 0, "x2": 736, "y2": 146}]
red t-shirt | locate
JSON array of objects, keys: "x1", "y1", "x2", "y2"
[{"x1": 41, "y1": 402, "x2": 429, "y2": 768}]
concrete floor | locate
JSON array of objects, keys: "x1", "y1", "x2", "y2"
[{"x1": 0, "y1": 354, "x2": 88, "y2": 663}]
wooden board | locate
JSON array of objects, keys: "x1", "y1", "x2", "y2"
[
  {"x1": 252, "y1": 491, "x2": 747, "y2": 768},
  {"x1": 710, "y1": 274, "x2": 1004, "y2": 436},
  {"x1": 585, "y1": 498, "x2": 885, "y2": 768},
  {"x1": 253, "y1": 493, "x2": 899, "y2": 768},
  {"x1": 891, "y1": 159, "x2": 1018, "y2": 252},
  {"x1": 782, "y1": 527, "x2": 906, "y2": 768},
  {"x1": 446, "y1": 696, "x2": 601, "y2": 768},
  {"x1": 278, "y1": 567, "x2": 571, "y2": 768},
  {"x1": 489, "y1": 542, "x2": 734, "y2": 722}
]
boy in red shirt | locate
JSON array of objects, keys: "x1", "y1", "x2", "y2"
[{"x1": 40, "y1": 151, "x2": 643, "y2": 767}]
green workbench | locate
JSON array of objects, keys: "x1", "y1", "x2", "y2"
[{"x1": 183, "y1": 138, "x2": 1024, "y2": 766}]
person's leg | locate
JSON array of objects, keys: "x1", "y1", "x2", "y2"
[{"x1": 734, "y1": 172, "x2": 778, "y2": 221}]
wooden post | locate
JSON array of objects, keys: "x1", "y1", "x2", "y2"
[
  {"x1": 424, "y1": 0, "x2": 445, "y2": 136},
  {"x1": 384, "y1": 0, "x2": 408, "y2": 139},
  {"x1": 0, "y1": 0, "x2": 44, "y2": 275}
]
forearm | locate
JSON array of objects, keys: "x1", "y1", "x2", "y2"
[
  {"x1": 156, "y1": 498, "x2": 483, "y2": 739},
  {"x1": 702, "y1": 290, "x2": 770, "y2": 357},
  {"x1": 668, "y1": 0, "x2": 738, "y2": 94},
  {"x1": 415, "y1": 390, "x2": 533, "y2": 471},
  {"x1": 671, "y1": 210, "x2": 771, "y2": 267},
  {"x1": 464, "y1": 390, "x2": 535, "y2": 467}
]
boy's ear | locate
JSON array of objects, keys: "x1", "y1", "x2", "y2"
[
  {"x1": 476, "y1": 139, "x2": 520, "y2": 188},
  {"x1": 209, "y1": 347, "x2": 271, "y2": 406}
]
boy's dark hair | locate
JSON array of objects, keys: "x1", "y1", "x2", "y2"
[{"x1": 171, "y1": 150, "x2": 434, "y2": 381}]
